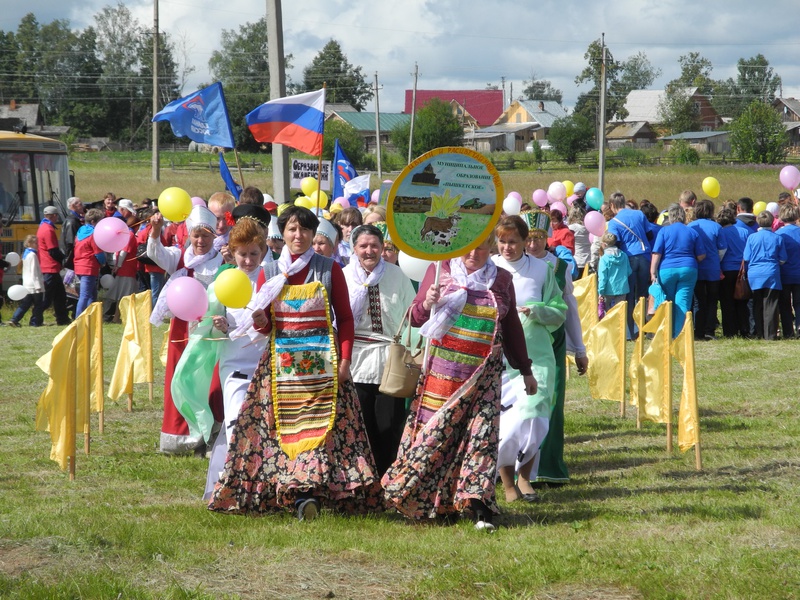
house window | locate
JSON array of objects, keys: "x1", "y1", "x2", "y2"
[
  {"x1": 694, "y1": 101, "x2": 701, "y2": 112},
  {"x1": 515, "y1": 114, "x2": 521, "y2": 123}
]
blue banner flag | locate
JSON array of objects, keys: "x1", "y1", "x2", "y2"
[
  {"x1": 153, "y1": 82, "x2": 235, "y2": 149},
  {"x1": 219, "y1": 154, "x2": 242, "y2": 201},
  {"x1": 333, "y1": 138, "x2": 358, "y2": 201}
]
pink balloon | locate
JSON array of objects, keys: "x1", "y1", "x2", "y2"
[
  {"x1": 532, "y1": 189, "x2": 549, "y2": 207},
  {"x1": 548, "y1": 181, "x2": 567, "y2": 203},
  {"x1": 551, "y1": 201, "x2": 567, "y2": 216},
  {"x1": 584, "y1": 211, "x2": 606, "y2": 237},
  {"x1": 588, "y1": 233, "x2": 597, "y2": 244},
  {"x1": 191, "y1": 196, "x2": 206, "y2": 207},
  {"x1": 166, "y1": 276, "x2": 208, "y2": 322},
  {"x1": 94, "y1": 217, "x2": 130, "y2": 253},
  {"x1": 779, "y1": 165, "x2": 800, "y2": 191},
  {"x1": 370, "y1": 189, "x2": 380, "y2": 203},
  {"x1": 567, "y1": 194, "x2": 578, "y2": 206},
  {"x1": 335, "y1": 197, "x2": 350, "y2": 209},
  {"x1": 508, "y1": 191, "x2": 523, "y2": 203},
  {"x1": 383, "y1": 179, "x2": 393, "y2": 184}
]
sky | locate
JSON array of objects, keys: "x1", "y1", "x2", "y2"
[{"x1": 2, "y1": 0, "x2": 800, "y2": 115}]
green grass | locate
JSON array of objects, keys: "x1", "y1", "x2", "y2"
[{"x1": 1, "y1": 313, "x2": 799, "y2": 599}]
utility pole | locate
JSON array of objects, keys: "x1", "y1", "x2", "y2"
[
  {"x1": 501, "y1": 76, "x2": 506, "y2": 108},
  {"x1": 408, "y1": 62, "x2": 418, "y2": 165},
  {"x1": 267, "y1": 0, "x2": 290, "y2": 204},
  {"x1": 151, "y1": 0, "x2": 159, "y2": 182},
  {"x1": 374, "y1": 72, "x2": 382, "y2": 179},
  {"x1": 598, "y1": 32, "x2": 607, "y2": 194}
]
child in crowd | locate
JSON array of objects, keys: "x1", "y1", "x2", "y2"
[
  {"x1": 207, "y1": 191, "x2": 236, "y2": 258},
  {"x1": 744, "y1": 211, "x2": 787, "y2": 340},
  {"x1": 266, "y1": 219, "x2": 284, "y2": 260},
  {"x1": 104, "y1": 212, "x2": 139, "y2": 323},
  {"x1": 597, "y1": 232, "x2": 631, "y2": 311},
  {"x1": 8, "y1": 235, "x2": 44, "y2": 327},
  {"x1": 73, "y1": 208, "x2": 107, "y2": 317},
  {"x1": 547, "y1": 209, "x2": 575, "y2": 254},
  {"x1": 205, "y1": 218, "x2": 269, "y2": 498},
  {"x1": 334, "y1": 207, "x2": 362, "y2": 266}
]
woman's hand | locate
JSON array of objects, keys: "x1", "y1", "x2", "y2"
[
  {"x1": 149, "y1": 212, "x2": 164, "y2": 237},
  {"x1": 252, "y1": 308, "x2": 268, "y2": 330},
  {"x1": 212, "y1": 315, "x2": 229, "y2": 334},
  {"x1": 338, "y1": 358, "x2": 352, "y2": 384},
  {"x1": 575, "y1": 356, "x2": 589, "y2": 376},
  {"x1": 522, "y1": 374, "x2": 537, "y2": 396},
  {"x1": 518, "y1": 306, "x2": 531, "y2": 316},
  {"x1": 650, "y1": 271, "x2": 658, "y2": 283},
  {"x1": 422, "y1": 284, "x2": 441, "y2": 311},
  {"x1": 220, "y1": 244, "x2": 233, "y2": 264}
]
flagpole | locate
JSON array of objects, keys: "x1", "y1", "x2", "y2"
[
  {"x1": 234, "y1": 148, "x2": 246, "y2": 195},
  {"x1": 420, "y1": 261, "x2": 442, "y2": 374},
  {"x1": 318, "y1": 82, "x2": 326, "y2": 194}
]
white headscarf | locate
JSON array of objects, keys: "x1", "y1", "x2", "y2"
[
  {"x1": 419, "y1": 257, "x2": 497, "y2": 341},
  {"x1": 348, "y1": 257, "x2": 386, "y2": 326}
]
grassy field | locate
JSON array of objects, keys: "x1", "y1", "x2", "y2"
[{"x1": 2, "y1": 161, "x2": 799, "y2": 599}]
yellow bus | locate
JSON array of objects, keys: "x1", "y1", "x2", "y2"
[{"x1": 1, "y1": 130, "x2": 74, "y2": 283}]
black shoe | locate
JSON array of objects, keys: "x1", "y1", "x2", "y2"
[
  {"x1": 7, "y1": 321, "x2": 20, "y2": 328},
  {"x1": 522, "y1": 492, "x2": 540, "y2": 503},
  {"x1": 296, "y1": 498, "x2": 319, "y2": 522}
]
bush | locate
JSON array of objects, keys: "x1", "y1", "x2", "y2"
[
  {"x1": 668, "y1": 140, "x2": 700, "y2": 165},
  {"x1": 614, "y1": 145, "x2": 649, "y2": 166}
]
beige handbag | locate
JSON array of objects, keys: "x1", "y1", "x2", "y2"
[{"x1": 378, "y1": 306, "x2": 423, "y2": 398}]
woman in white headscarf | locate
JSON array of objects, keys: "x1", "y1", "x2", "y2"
[
  {"x1": 342, "y1": 224, "x2": 416, "y2": 475},
  {"x1": 382, "y1": 236, "x2": 536, "y2": 531}
]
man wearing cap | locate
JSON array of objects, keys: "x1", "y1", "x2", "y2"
[
  {"x1": 38, "y1": 205, "x2": 71, "y2": 325},
  {"x1": 117, "y1": 198, "x2": 137, "y2": 222},
  {"x1": 60, "y1": 197, "x2": 85, "y2": 270}
]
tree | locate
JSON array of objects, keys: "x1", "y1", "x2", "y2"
[
  {"x1": 391, "y1": 98, "x2": 462, "y2": 158},
  {"x1": 295, "y1": 40, "x2": 372, "y2": 110},
  {"x1": 657, "y1": 86, "x2": 701, "y2": 134},
  {"x1": 208, "y1": 18, "x2": 272, "y2": 150},
  {"x1": 522, "y1": 73, "x2": 562, "y2": 102},
  {"x1": 714, "y1": 54, "x2": 782, "y2": 119},
  {"x1": 548, "y1": 114, "x2": 594, "y2": 164},
  {"x1": 729, "y1": 100, "x2": 788, "y2": 164},
  {"x1": 618, "y1": 51, "x2": 662, "y2": 92},
  {"x1": 669, "y1": 52, "x2": 715, "y2": 95},
  {"x1": 323, "y1": 119, "x2": 365, "y2": 166},
  {"x1": 14, "y1": 14, "x2": 41, "y2": 101}
]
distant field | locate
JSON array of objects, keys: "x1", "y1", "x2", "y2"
[{"x1": 70, "y1": 151, "x2": 788, "y2": 212}]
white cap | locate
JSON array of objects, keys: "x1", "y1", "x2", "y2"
[
  {"x1": 185, "y1": 205, "x2": 217, "y2": 233},
  {"x1": 118, "y1": 199, "x2": 136, "y2": 213},
  {"x1": 574, "y1": 182, "x2": 587, "y2": 194},
  {"x1": 316, "y1": 218, "x2": 337, "y2": 244},
  {"x1": 43, "y1": 205, "x2": 59, "y2": 215}
]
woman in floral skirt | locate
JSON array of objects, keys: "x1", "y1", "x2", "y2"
[
  {"x1": 208, "y1": 205, "x2": 380, "y2": 520},
  {"x1": 381, "y1": 236, "x2": 536, "y2": 531}
]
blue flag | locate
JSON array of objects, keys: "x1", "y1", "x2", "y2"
[
  {"x1": 219, "y1": 154, "x2": 242, "y2": 201},
  {"x1": 333, "y1": 139, "x2": 358, "y2": 201},
  {"x1": 153, "y1": 82, "x2": 235, "y2": 149}
]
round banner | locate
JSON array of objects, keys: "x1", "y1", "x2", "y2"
[{"x1": 386, "y1": 147, "x2": 504, "y2": 260}]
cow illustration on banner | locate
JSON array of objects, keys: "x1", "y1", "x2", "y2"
[{"x1": 386, "y1": 147, "x2": 504, "y2": 260}]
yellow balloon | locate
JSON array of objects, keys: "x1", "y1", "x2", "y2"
[
  {"x1": 277, "y1": 203, "x2": 291, "y2": 216},
  {"x1": 214, "y1": 268, "x2": 253, "y2": 309},
  {"x1": 562, "y1": 180, "x2": 575, "y2": 197},
  {"x1": 702, "y1": 176, "x2": 720, "y2": 199},
  {"x1": 300, "y1": 177, "x2": 319, "y2": 197},
  {"x1": 753, "y1": 201, "x2": 767, "y2": 215},
  {"x1": 295, "y1": 196, "x2": 314, "y2": 209},
  {"x1": 310, "y1": 190, "x2": 329, "y2": 209},
  {"x1": 329, "y1": 203, "x2": 343, "y2": 214},
  {"x1": 158, "y1": 187, "x2": 192, "y2": 222}
]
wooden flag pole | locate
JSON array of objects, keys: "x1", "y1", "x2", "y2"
[
  {"x1": 619, "y1": 300, "x2": 626, "y2": 418},
  {"x1": 317, "y1": 83, "x2": 327, "y2": 194},
  {"x1": 149, "y1": 382, "x2": 154, "y2": 405},
  {"x1": 233, "y1": 148, "x2": 246, "y2": 193},
  {"x1": 665, "y1": 301, "x2": 673, "y2": 453},
  {"x1": 634, "y1": 299, "x2": 644, "y2": 429},
  {"x1": 420, "y1": 261, "x2": 442, "y2": 374},
  {"x1": 128, "y1": 363, "x2": 134, "y2": 412},
  {"x1": 99, "y1": 410, "x2": 104, "y2": 435}
]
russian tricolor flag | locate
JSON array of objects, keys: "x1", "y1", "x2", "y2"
[{"x1": 246, "y1": 89, "x2": 325, "y2": 156}]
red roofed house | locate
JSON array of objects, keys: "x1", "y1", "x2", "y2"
[{"x1": 404, "y1": 90, "x2": 504, "y2": 129}]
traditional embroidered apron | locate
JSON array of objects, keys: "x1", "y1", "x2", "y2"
[{"x1": 270, "y1": 281, "x2": 338, "y2": 459}]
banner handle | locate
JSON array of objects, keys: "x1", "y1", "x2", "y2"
[{"x1": 420, "y1": 260, "x2": 442, "y2": 374}]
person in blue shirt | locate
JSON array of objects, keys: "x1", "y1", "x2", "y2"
[
  {"x1": 744, "y1": 211, "x2": 787, "y2": 340},
  {"x1": 735, "y1": 197, "x2": 758, "y2": 234},
  {"x1": 639, "y1": 200, "x2": 662, "y2": 242},
  {"x1": 717, "y1": 207, "x2": 753, "y2": 338},
  {"x1": 597, "y1": 232, "x2": 631, "y2": 310},
  {"x1": 775, "y1": 204, "x2": 800, "y2": 338},
  {"x1": 608, "y1": 192, "x2": 652, "y2": 339},
  {"x1": 688, "y1": 200, "x2": 727, "y2": 340},
  {"x1": 650, "y1": 204, "x2": 706, "y2": 338}
]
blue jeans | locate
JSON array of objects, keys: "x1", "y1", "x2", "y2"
[
  {"x1": 11, "y1": 291, "x2": 44, "y2": 326},
  {"x1": 625, "y1": 254, "x2": 651, "y2": 339},
  {"x1": 150, "y1": 272, "x2": 166, "y2": 307},
  {"x1": 75, "y1": 274, "x2": 98, "y2": 317},
  {"x1": 659, "y1": 267, "x2": 698, "y2": 338}
]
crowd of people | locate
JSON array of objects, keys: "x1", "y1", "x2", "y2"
[{"x1": 5, "y1": 180, "x2": 798, "y2": 531}]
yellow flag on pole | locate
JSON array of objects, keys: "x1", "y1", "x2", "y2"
[
  {"x1": 572, "y1": 272, "x2": 598, "y2": 347},
  {"x1": 672, "y1": 312, "x2": 700, "y2": 452},
  {"x1": 639, "y1": 301, "x2": 672, "y2": 424},
  {"x1": 35, "y1": 323, "x2": 78, "y2": 470},
  {"x1": 108, "y1": 291, "x2": 154, "y2": 401},
  {"x1": 628, "y1": 298, "x2": 645, "y2": 409},
  {"x1": 587, "y1": 301, "x2": 627, "y2": 403}
]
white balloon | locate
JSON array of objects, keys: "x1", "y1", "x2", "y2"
[
  {"x1": 547, "y1": 181, "x2": 567, "y2": 203},
  {"x1": 766, "y1": 202, "x2": 780, "y2": 217},
  {"x1": 7, "y1": 284, "x2": 28, "y2": 301},
  {"x1": 398, "y1": 251, "x2": 434, "y2": 282},
  {"x1": 502, "y1": 195, "x2": 522, "y2": 216},
  {"x1": 263, "y1": 193, "x2": 274, "y2": 204},
  {"x1": 100, "y1": 274, "x2": 115, "y2": 289},
  {"x1": 5, "y1": 252, "x2": 20, "y2": 267}
]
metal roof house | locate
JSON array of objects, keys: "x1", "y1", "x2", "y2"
[
  {"x1": 404, "y1": 89, "x2": 504, "y2": 128},
  {"x1": 660, "y1": 130, "x2": 730, "y2": 154},
  {"x1": 621, "y1": 88, "x2": 722, "y2": 131},
  {"x1": 492, "y1": 99, "x2": 568, "y2": 144},
  {"x1": 326, "y1": 111, "x2": 411, "y2": 155}
]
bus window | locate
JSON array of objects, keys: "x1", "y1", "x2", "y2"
[
  {"x1": 0, "y1": 153, "x2": 32, "y2": 223},
  {"x1": 34, "y1": 153, "x2": 70, "y2": 219}
]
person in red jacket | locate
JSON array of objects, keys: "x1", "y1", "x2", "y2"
[
  {"x1": 547, "y1": 209, "x2": 576, "y2": 254},
  {"x1": 37, "y1": 205, "x2": 71, "y2": 325},
  {"x1": 73, "y1": 208, "x2": 107, "y2": 317}
]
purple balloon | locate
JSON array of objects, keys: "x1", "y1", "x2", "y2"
[
  {"x1": 532, "y1": 189, "x2": 549, "y2": 207},
  {"x1": 94, "y1": 217, "x2": 130, "y2": 253},
  {"x1": 166, "y1": 276, "x2": 208, "y2": 322},
  {"x1": 191, "y1": 196, "x2": 206, "y2": 207},
  {"x1": 779, "y1": 165, "x2": 800, "y2": 191},
  {"x1": 584, "y1": 211, "x2": 606, "y2": 237}
]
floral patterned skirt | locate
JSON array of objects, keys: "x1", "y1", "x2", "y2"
[
  {"x1": 207, "y1": 351, "x2": 382, "y2": 515},
  {"x1": 381, "y1": 353, "x2": 503, "y2": 520}
]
